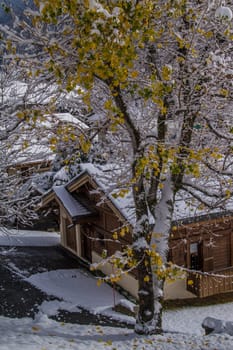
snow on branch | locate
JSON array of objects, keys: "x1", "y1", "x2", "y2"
[
  {"x1": 205, "y1": 116, "x2": 233, "y2": 141},
  {"x1": 181, "y1": 180, "x2": 232, "y2": 210}
]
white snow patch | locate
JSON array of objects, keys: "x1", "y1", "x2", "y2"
[
  {"x1": 116, "y1": 299, "x2": 135, "y2": 313},
  {"x1": 26, "y1": 269, "x2": 134, "y2": 320},
  {"x1": 0, "y1": 228, "x2": 60, "y2": 246},
  {"x1": 38, "y1": 300, "x2": 81, "y2": 317}
]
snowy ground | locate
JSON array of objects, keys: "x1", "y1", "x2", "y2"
[
  {"x1": 0, "y1": 228, "x2": 60, "y2": 246},
  {"x1": 0, "y1": 229, "x2": 233, "y2": 349}
]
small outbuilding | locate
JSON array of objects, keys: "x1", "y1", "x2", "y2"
[{"x1": 40, "y1": 166, "x2": 139, "y2": 297}]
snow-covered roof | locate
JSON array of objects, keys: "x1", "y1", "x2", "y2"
[
  {"x1": 39, "y1": 161, "x2": 233, "y2": 228},
  {"x1": 9, "y1": 112, "x2": 88, "y2": 166},
  {"x1": 54, "y1": 186, "x2": 96, "y2": 221},
  {"x1": 72, "y1": 163, "x2": 136, "y2": 224},
  {"x1": 64, "y1": 163, "x2": 233, "y2": 226},
  {"x1": 41, "y1": 112, "x2": 89, "y2": 130},
  {"x1": 173, "y1": 186, "x2": 233, "y2": 224},
  {"x1": 9, "y1": 144, "x2": 54, "y2": 166},
  {"x1": 3, "y1": 80, "x2": 55, "y2": 105},
  {"x1": 3, "y1": 80, "x2": 84, "y2": 106}
]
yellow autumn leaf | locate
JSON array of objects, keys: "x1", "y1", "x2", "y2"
[
  {"x1": 119, "y1": 228, "x2": 125, "y2": 237},
  {"x1": 16, "y1": 111, "x2": 25, "y2": 119},
  {"x1": 161, "y1": 65, "x2": 172, "y2": 81},
  {"x1": 97, "y1": 279, "x2": 102, "y2": 287},
  {"x1": 187, "y1": 279, "x2": 194, "y2": 286},
  {"x1": 104, "y1": 99, "x2": 113, "y2": 110},
  {"x1": 219, "y1": 88, "x2": 229, "y2": 97},
  {"x1": 22, "y1": 140, "x2": 29, "y2": 149},
  {"x1": 79, "y1": 134, "x2": 91, "y2": 153},
  {"x1": 49, "y1": 136, "x2": 57, "y2": 145},
  {"x1": 50, "y1": 145, "x2": 57, "y2": 151},
  {"x1": 105, "y1": 340, "x2": 113, "y2": 346},
  {"x1": 110, "y1": 276, "x2": 120, "y2": 283},
  {"x1": 144, "y1": 275, "x2": 150, "y2": 282},
  {"x1": 131, "y1": 70, "x2": 139, "y2": 78}
]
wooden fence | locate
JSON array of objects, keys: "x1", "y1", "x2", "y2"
[{"x1": 187, "y1": 267, "x2": 233, "y2": 298}]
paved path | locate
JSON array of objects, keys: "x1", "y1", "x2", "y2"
[{"x1": 0, "y1": 246, "x2": 127, "y2": 327}]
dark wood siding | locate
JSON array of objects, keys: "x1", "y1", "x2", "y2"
[
  {"x1": 202, "y1": 241, "x2": 214, "y2": 272},
  {"x1": 212, "y1": 232, "x2": 231, "y2": 270},
  {"x1": 169, "y1": 240, "x2": 186, "y2": 267},
  {"x1": 172, "y1": 216, "x2": 233, "y2": 297},
  {"x1": 171, "y1": 216, "x2": 233, "y2": 271},
  {"x1": 74, "y1": 184, "x2": 129, "y2": 261}
]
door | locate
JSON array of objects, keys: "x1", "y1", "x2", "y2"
[
  {"x1": 202, "y1": 242, "x2": 214, "y2": 272},
  {"x1": 65, "y1": 220, "x2": 77, "y2": 252},
  {"x1": 80, "y1": 225, "x2": 92, "y2": 262},
  {"x1": 212, "y1": 232, "x2": 230, "y2": 270}
]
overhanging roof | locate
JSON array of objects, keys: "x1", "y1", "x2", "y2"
[{"x1": 54, "y1": 186, "x2": 97, "y2": 222}]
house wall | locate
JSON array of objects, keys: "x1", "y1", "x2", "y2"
[
  {"x1": 76, "y1": 225, "x2": 82, "y2": 257},
  {"x1": 74, "y1": 183, "x2": 132, "y2": 259},
  {"x1": 170, "y1": 215, "x2": 233, "y2": 272},
  {"x1": 164, "y1": 277, "x2": 197, "y2": 300},
  {"x1": 92, "y1": 251, "x2": 138, "y2": 298},
  {"x1": 7, "y1": 160, "x2": 51, "y2": 177},
  {"x1": 170, "y1": 215, "x2": 233, "y2": 297},
  {"x1": 60, "y1": 208, "x2": 66, "y2": 246},
  {"x1": 92, "y1": 251, "x2": 196, "y2": 300},
  {"x1": 60, "y1": 207, "x2": 79, "y2": 255}
]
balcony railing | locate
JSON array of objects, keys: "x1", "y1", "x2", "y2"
[{"x1": 187, "y1": 266, "x2": 233, "y2": 298}]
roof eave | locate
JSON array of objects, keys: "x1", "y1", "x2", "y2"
[{"x1": 72, "y1": 212, "x2": 99, "y2": 223}]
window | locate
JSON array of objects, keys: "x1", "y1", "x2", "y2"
[{"x1": 190, "y1": 242, "x2": 202, "y2": 270}]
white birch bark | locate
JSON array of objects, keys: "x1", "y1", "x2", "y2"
[{"x1": 151, "y1": 171, "x2": 175, "y2": 327}]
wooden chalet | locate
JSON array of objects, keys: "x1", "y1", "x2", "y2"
[
  {"x1": 40, "y1": 166, "x2": 233, "y2": 300},
  {"x1": 40, "y1": 169, "x2": 138, "y2": 297},
  {"x1": 170, "y1": 213, "x2": 233, "y2": 298},
  {"x1": 7, "y1": 159, "x2": 52, "y2": 179},
  {"x1": 7, "y1": 112, "x2": 88, "y2": 180}
]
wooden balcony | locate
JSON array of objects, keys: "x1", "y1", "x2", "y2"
[{"x1": 187, "y1": 266, "x2": 233, "y2": 298}]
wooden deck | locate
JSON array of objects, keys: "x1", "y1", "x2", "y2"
[{"x1": 187, "y1": 266, "x2": 233, "y2": 298}]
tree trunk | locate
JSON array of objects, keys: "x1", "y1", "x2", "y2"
[
  {"x1": 153, "y1": 179, "x2": 174, "y2": 326},
  {"x1": 134, "y1": 249, "x2": 161, "y2": 334},
  {"x1": 132, "y1": 182, "x2": 160, "y2": 334},
  {"x1": 135, "y1": 172, "x2": 174, "y2": 334},
  {"x1": 133, "y1": 242, "x2": 165, "y2": 334}
]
